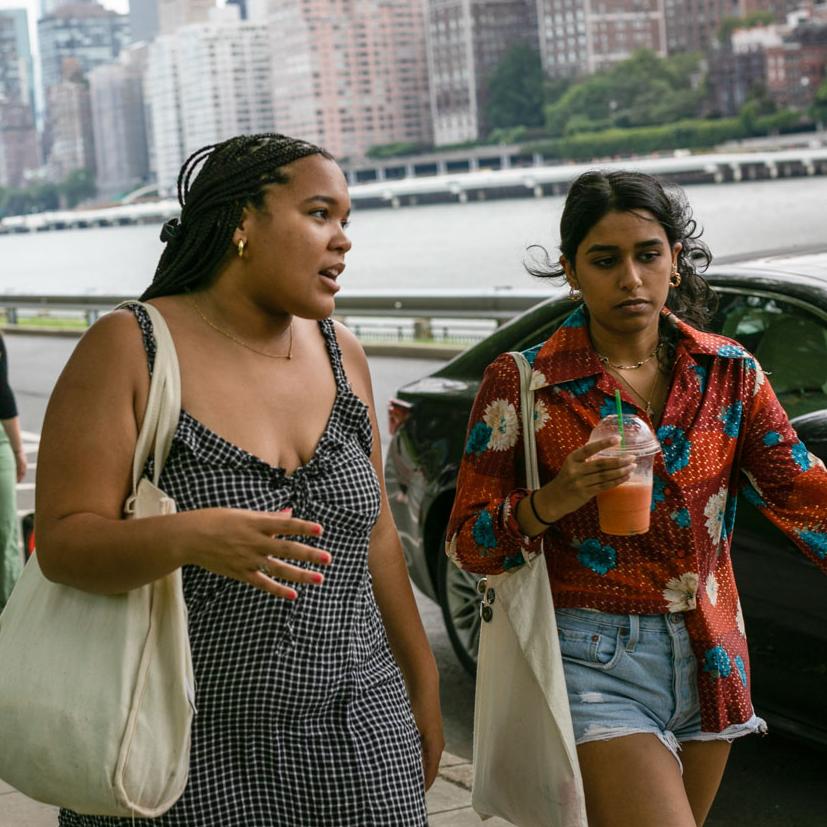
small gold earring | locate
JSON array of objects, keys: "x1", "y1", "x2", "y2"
[
  {"x1": 670, "y1": 266, "x2": 681, "y2": 288},
  {"x1": 237, "y1": 239, "x2": 246, "y2": 258}
]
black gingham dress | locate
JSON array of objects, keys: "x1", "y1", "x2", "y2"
[{"x1": 60, "y1": 306, "x2": 427, "y2": 827}]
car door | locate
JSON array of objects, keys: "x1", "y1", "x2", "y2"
[{"x1": 713, "y1": 287, "x2": 827, "y2": 742}]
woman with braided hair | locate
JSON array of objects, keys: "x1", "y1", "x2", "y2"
[{"x1": 35, "y1": 133, "x2": 442, "y2": 825}]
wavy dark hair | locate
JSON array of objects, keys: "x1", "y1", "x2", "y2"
[
  {"x1": 141, "y1": 133, "x2": 333, "y2": 301},
  {"x1": 526, "y1": 170, "x2": 717, "y2": 338}
]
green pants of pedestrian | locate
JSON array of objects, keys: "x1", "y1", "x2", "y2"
[{"x1": 0, "y1": 433, "x2": 21, "y2": 611}]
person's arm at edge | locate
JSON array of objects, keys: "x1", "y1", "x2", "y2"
[{"x1": 335, "y1": 322, "x2": 444, "y2": 790}]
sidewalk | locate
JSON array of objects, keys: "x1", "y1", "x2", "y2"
[{"x1": 0, "y1": 753, "x2": 513, "y2": 826}]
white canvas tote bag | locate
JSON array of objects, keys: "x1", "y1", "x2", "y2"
[
  {"x1": 471, "y1": 351, "x2": 588, "y2": 827},
  {"x1": 0, "y1": 301, "x2": 194, "y2": 817}
]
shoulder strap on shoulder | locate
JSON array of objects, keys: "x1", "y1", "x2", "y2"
[
  {"x1": 116, "y1": 301, "x2": 181, "y2": 491},
  {"x1": 508, "y1": 351, "x2": 539, "y2": 490}
]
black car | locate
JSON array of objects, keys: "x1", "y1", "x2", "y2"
[{"x1": 385, "y1": 250, "x2": 827, "y2": 747}]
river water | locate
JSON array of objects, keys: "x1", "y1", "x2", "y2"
[{"x1": 2, "y1": 177, "x2": 827, "y2": 296}]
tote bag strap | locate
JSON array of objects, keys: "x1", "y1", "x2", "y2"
[
  {"x1": 507, "y1": 351, "x2": 543, "y2": 565},
  {"x1": 116, "y1": 300, "x2": 182, "y2": 493}
]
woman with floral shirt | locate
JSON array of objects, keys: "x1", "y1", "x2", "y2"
[{"x1": 446, "y1": 170, "x2": 827, "y2": 827}]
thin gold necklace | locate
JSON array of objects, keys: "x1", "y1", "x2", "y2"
[
  {"x1": 609, "y1": 366, "x2": 661, "y2": 419},
  {"x1": 189, "y1": 297, "x2": 293, "y2": 360},
  {"x1": 596, "y1": 342, "x2": 661, "y2": 371}
]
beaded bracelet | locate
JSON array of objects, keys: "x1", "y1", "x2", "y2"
[{"x1": 529, "y1": 490, "x2": 555, "y2": 526}]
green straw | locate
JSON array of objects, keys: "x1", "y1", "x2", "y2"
[{"x1": 614, "y1": 389, "x2": 625, "y2": 449}]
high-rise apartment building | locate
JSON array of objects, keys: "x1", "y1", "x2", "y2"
[
  {"x1": 0, "y1": 8, "x2": 35, "y2": 111},
  {"x1": 158, "y1": 0, "x2": 214, "y2": 35},
  {"x1": 663, "y1": 0, "x2": 803, "y2": 55},
  {"x1": 38, "y1": 2, "x2": 131, "y2": 96},
  {"x1": 40, "y1": 0, "x2": 95, "y2": 17},
  {"x1": 426, "y1": 0, "x2": 537, "y2": 145},
  {"x1": 536, "y1": 0, "x2": 666, "y2": 79},
  {"x1": 0, "y1": 9, "x2": 39, "y2": 188},
  {"x1": 227, "y1": 0, "x2": 248, "y2": 20},
  {"x1": 267, "y1": 0, "x2": 432, "y2": 160},
  {"x1": 145, "y1": 7, "x2": 274, "y2": 195},
  {"x1": 46, "y1": 63, "x2": 95, "y2": 180},
  {"x1": 0, "y1": 100, "x2": 39, "y2": 187},
  {"x1": 130, "y1": 0, "x2": 161, "y2": 43},
  {"x1": 89, "y1": 45, "x2": 150, "y2": 199}
]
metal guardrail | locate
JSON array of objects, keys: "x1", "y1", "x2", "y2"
[{"x1": 0, "y1": 290, "x2": 554, "y2": 345}]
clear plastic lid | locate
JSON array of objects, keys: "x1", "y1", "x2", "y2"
[{"x1": 589, "y1": 414, "x2": 661, "y2": 456}]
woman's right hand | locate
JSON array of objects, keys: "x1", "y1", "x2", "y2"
[
  {"x1": 529, "y1": 436, "x2": 636, "y2": 527},
  {"x1": 174, "y1": 507, "x2": 332, "y2": 600}
]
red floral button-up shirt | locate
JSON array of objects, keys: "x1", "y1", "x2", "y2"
[{"x1": 446, "y1": 306, "x2": 827, "y2": 733}]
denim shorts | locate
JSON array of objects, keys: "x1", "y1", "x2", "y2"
[{"x1": 556, "y1": 608, "x2": 766, "y2": 771}]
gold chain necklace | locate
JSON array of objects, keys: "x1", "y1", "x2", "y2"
[
  {"x1": 596, "y1": 342, "x2": 661, "y2": 371},
  {"x1": 189, "y1": 297, "x2": 293, "y2": 360},
  {"x1": 609, "y1": 366, "x2": 662, "y2": 419}
]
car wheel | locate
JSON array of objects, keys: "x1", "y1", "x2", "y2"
[{"x1": 436, "y1": 529, "x2": 481, "y2": 677}]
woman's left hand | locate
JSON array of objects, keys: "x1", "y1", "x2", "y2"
[{"x1": 410, "y1": 682, "x2": 445, "y2": 790}]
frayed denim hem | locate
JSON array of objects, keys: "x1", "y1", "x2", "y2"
[{"x1": 679, "y1": 713, "x2": 768, "y2": 744}]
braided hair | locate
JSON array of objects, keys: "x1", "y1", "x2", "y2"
[{"x1": 142, "y1": 133, "x2": 333, "y2": 300}]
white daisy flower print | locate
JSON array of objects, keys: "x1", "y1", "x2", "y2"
[
  {"x1": 445, "y1": 533, "x2": 462, "y2": 567},
  {"x1": 705, "y1": 572, "x2": 719, "y2": 606},
  {"x1": 483, "y1": 398, "x2": 519, "y2": 451},
  {"x1": 743, "y1": 470, "x2": 764, "y2": 499},
  {"x1": 704, "y1": 485, "x2": 728, "y2": 546},
  {"x1": 533, "y1": 399, "x2": 550, "y2": 433},
  {"x1": 736, "y1": 600, "x2": 746, "y2": 637},
  {"x1": 752, "y1": 360, "x2": 765, "y2": 396},
  {"x1": 663, "y1": 572, "x2": 699, "y2": 612},
  {"x1": 530, "y1": 369, "x2": 549, "y2": 391}
]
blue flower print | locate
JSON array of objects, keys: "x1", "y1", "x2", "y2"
[
  {"x1": 799, "y1": 530, "x2": 827, "y2": 559},
  {"x1": 562, "y1": 306, "x2": 587, "y2": 328},
  {"x1": 763, "y1": 430, "x2": 782, "y2": 447},
  {"x1": 651, "y1": 475, "x2": 667, "y2": 512},
  {"x1": 723, "y1": 495, "x2": 737, "y2": 540},
  {"x1": 503, "y1": 552, "x2": 525, "y2": 570},
  {"x1": 718, "y1": 344, "x2": 746, "y2": 359},
  {"x1": 671, "y1": 508, "x2": 691, "y2": 528},
  {"x1": 720, "y1": 402, "x2": 743, "y2": 438},
  {"x1": 791, "y1": 441, "x2": 812, "y2": 471},
  {"x1": 562, "y1": 376, "x2": 597, "y2": 397},
  {"x1": 703, "y1": 645, "x2": 732, "y2": 679},
  {"x1": 576, "y1": 538, "x2": 617, "y2": 576},
  {"x1": 522, "y1": 344, "x2": 542, "y2": 367},
  {"x1": 472, "y1": 510, "x2": 497, "y2": 550},
  {"x1": 600, "y1": 396, "x2": 635, "y2": 419},
  {"x1": 657, "y1": 425, "x2": 692, "y2": 474},
  {"x1": 734, "y1": 655, "x2": 748, "y2": 688},
  {"x1": 465, "y1": 421, "x2": 492, "y2": 456},
  {"x1": 741, "y1": 483, "x2": 766, "y2": 509},
  {"x1": 692, "y1": 365, "x2": 708, "y2": 394}
]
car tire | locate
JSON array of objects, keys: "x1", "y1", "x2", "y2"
[{"x1": 436, "y1": 527, "x2": 481, "y2": 677}]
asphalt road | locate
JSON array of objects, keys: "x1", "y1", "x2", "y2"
[{"x1": 5, "y1": 333, "x2": 826, "y2": 826}]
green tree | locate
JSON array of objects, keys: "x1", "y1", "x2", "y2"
[
  {"x1": 60, "y1": 168, "x2": 96, "y2": 208},
  {"x1": 544, "y1": 50, "x2": 705, "y2": 137},
  {"x1": 718, "y1": 11, "x2": 775, "y2": 44},
  {"x1": 485, "y1": 44, "x2": 545, "y2": 131},
  {"x1": 812, "y1": 78, "x2": 827, "y2": 128}
]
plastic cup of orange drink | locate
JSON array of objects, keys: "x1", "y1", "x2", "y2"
[{"x1": 589, "y1": 414, "x2": 661, "y2": 536}]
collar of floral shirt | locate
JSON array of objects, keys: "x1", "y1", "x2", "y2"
[{"x1": 526, "y1": 305, "x2": 750, "y2": 391}]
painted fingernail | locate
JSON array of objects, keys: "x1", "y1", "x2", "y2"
[
  {"x1": 311, "y1": 523, "x2": 323, "y2": 536},
  {"x1": 318, "y1": 551, "x2": 332, "y2": 565},
  {"x1": 285, "y1": 589, "x2": 298, "y2": 600},
  {"x1": 277, "y1": 508, "x2": 293, "y2": 516},
  {"x1": 310, "y1": 572, "x2": 324, "y2": 585}
]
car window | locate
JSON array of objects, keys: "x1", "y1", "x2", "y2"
[{"x1": 714, "y1": 292, "x2": 827, "y2": 418}]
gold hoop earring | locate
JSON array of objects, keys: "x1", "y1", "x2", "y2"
[
  {"x1": 569, "y1": 285, "x2": 582, "y2": 301},
  {"x1": 237, "y1": 239, "x2": 246, "y2": 258},
  {"x1": 670, "y1": 267, "x2": 681, "y2": 288}
]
